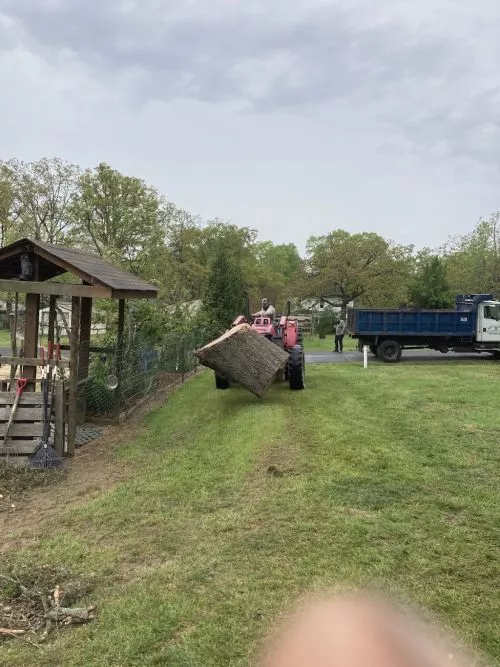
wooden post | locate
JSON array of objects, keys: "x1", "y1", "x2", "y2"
[
  {"x1": 9, "y1": 292, "x2": 19, "y2": 387},
  {"x1": 48, "y1": 295, "x2": 57, "y2": 348},
  {"x1": 67, "y1": 296, "x2": 81, "y2": 456},
  {"x1": 77, "y1": 297, "x2": 92, "y2": 424},
  {"x1": 54, "y1": 379, "x2": 65, "y2": 457},
  {"x1": 114, "y1": 299, "x2": 125, "y2": 423},
  {"x1": 23, "y1": 292, "x2": 40, "y2": 390}
]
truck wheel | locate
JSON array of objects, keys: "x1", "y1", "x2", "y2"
[
  {"x1": 377, "y1": 340, "x2": 402, "y2": 363},
  {"x1": 289, "y1": 345, "x2": 305, "y2": 390},
  {"x1": 369, "y1": 345, "x2": 377, "y2": 356},
  {"x1": 491, "y1": 351, "x2": 500, "y2": 360},
  {"x1": 215, "y1": 374, "x2": 230, "y2": 390}
]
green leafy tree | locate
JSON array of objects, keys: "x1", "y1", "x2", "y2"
[
  {"x1": 409, "y1": 254, "x2": 453, "y2": 308},
  {"x1": 0, "y1": 157, "x2": 80, "y2": 244},
  {"x1": 303, "y1": 230, "x2": 413, "y2": 316},
  {"x1": 444, "y1": 213, "x2": 500, "y2": 294},
  {"x1": 202, "y1": 248, "x2": 245, "y2": 336},
  {"x1": 250, "y1": 242, "x2": 303, "y2": 312},
  {"x1": 70, "y1": 163, "x2": 163, "y2": 272}
]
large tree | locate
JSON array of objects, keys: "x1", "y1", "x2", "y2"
[
  {"x1": 303, "y1": 230, "x2": 413, "y2": 316},
  {"x1": 444, "y1": 213, "x2": 500, "y2": 294},
  {"x1": 202, "y1": 247, "x2": 246, "y2": 336},
  {"x1": 70, "y1": 162, "x2": 163, "y2": 272},
  {"x1": 250, "y1": 241, "x2": 303, "y2": 312},
  {"x1": 0, "y1": 157, "x2": 80, "y2": 244},
  {"x1": 409, "y1": 254, "x2": 453, "y2": 308}
]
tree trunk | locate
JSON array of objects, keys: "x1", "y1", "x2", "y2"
[{"x1": 195, "y1": 323, "x2": 290, "y2": 397}]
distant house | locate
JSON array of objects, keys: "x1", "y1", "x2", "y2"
[
  {"x1": 164, "y1": 299, "x2": 203, "y2": 317},
  {"x1": 39, "y1": 301, "x2": 107, "y2": 336}
]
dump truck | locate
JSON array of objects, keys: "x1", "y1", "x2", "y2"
[{"x1": 347, "y1": 294, "x2": 500, "y2": 362}]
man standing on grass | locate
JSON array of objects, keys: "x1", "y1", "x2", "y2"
[{"x1": 334, "y1": 319, "x2": 346, "y2": 352}]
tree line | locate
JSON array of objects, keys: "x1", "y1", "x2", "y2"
[{"x1": 1, "y1": 157, "x2": 499, "y2": 336}]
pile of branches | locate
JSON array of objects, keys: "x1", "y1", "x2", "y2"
[{"x1": 0, "y1": 564, "x2": 96, "y2": 645}]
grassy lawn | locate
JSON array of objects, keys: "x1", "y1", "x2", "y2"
[
  {"x1": 0, "y1": 329, "x2": 11, "y2": 347},
  {"x1": 2, "y1": 362, "x2": 499, "y2": 665},
  {"x1": 303, "y1": 334, "x2": 358, "y2": 352}
]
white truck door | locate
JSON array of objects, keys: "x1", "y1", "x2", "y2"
[{"x1": 477, "y1": 302, "x2": 500, "y2": 342}]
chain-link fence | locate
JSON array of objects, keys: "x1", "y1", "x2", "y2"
[{"x1": 81, "y1": 328, "x2": 207, "y2": 421}]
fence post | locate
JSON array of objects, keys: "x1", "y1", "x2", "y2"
[
  {"x1": 54, "y1": 379, "x2": 65, "y2": 457},
  {"x1": 114, "y1": 299, "x2": 125, "y2": 423},
  {"x1": 67, "y1": 296, "x2": 81, "y2": 457}
]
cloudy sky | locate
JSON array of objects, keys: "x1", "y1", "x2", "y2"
[{"x1": 1, "y1": 0, "x2": 499, "y2": 251}]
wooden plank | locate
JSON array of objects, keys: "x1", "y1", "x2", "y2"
[
  {"x1": 0, "y1": 392, "x2": 43, "y2": 405},
  {"x1": 77, "y1": 297, "x2": 92, "y2": 424},
  {"x1": 0, "y1": 407, "x2": 43, "y2": 420},
  {"x1": 0, "y1": 279, "x2": 111, "y2": 298},
  {"x1": 0, "y1": 356, "x2": 70, "y2": 369},
  {"x1": 79, "y1": 298, "x2": 92, "y2": 379},
  {"x1": 60, "y1": 344, "x2": 114, "y2": 354},
  {"x1": 0, "y1": 440, "x2": 39, "y2": 455},
  {"x1": 67, "y1": 296, "x2": 81, "y2": 457},
  {"x1": 112, "y1": 289, "x2": 157, "y2": 300},
  {"x1": 48, "y1": 295, "x2": 57, "y2": 346},
  {"x1": 0, "y1": 422, "x2": 43, "y2": 436},
  {"x1": 54, "y1": 380, "x2": 64, "y2": 457},
  {"x1": 114, "y1": 299, "x2": 125, "y2": 422},
  {"x1": 23, "y1": 292, "x2": 39, "y2": 387},
  {"x1": 9, "y1": 292, "x2": 19, "y2": 385}
]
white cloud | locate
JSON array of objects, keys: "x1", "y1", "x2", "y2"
[{"x1": 1, "y1": 0, "x2": 499, "y2": 250}]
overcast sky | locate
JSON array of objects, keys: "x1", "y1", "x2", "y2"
[{"x1": 1, "y1": 0, "x2": 499, "y2": 251}]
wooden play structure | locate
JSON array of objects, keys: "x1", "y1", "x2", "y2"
[{"x1": 0, "y1": 238, "x2": 157, "y2": 461}]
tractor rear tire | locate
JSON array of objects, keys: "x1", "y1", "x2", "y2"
[
  {"x1": 215, "y1": 374, "x2": 230, "y2": 390},
  {"x1": 377, "y1": 340, "x2": 402, "y2": 363},
  {"x1": 289, "y1": 345, "x2": 305, "y2": 390}
]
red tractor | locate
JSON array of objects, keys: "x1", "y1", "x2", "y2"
[{"x1": 215, "y1": 299, "x2": 305, "y2": 391}]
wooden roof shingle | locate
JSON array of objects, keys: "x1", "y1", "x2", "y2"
[{"x1": 0, "y1": 238, "x2": 158, "y2": 299}]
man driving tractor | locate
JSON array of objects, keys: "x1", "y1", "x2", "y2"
[{"x1": 252, "y1": 297, "x2": 276, "y2": 320}]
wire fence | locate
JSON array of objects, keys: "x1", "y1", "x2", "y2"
[{"x1": 81, "y1": 328, "x2": 207, "y2": 420}]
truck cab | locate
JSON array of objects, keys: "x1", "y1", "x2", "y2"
[{"x1": 477, "y1": 301, "x2": 500, "y2": 342}]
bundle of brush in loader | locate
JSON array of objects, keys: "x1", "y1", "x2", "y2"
[{"x1": 195, "y1": 299, "x2": 305, "y2": 398}]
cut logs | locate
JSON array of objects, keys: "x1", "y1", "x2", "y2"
[{"x1": 195, "y1": 323, "x2": 290, "y2": 397}]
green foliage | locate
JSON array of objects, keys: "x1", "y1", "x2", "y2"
[
  {"x1": 316, "y1": 309, "x2": 335, "y2": 337},
  {"x1": 202, "y1": 247, "x2": 246, "y2": 336},
  {"x1": 250, "y1": 241, "x2": 303, "y2": 312},
  {"x1": 444, "y1": 212, "x2": 500, "y2": 294},
  {"x1": 70, "y1": 162, "x2": 163, "y2": 272},
  {"x1": 0, "y1": 158, "x2": 80, "y2": 244},
  {"x1": 303, "y1": 230, "x2": 413, "y2": 312},
  {"x1": 409, "y1": 254, "x2": 453, "y2": 309}
]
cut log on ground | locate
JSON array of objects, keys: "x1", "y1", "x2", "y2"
[{"x1": 195, "y1": 324, "x2": 290, "y2": 397}]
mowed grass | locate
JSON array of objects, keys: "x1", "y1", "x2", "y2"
[
  {"x1": 2, "y1": 362, "x2": 500, "y2": 666},
  {"x1": 303, "y1": 334, "x2": 358, "y2": 352}
]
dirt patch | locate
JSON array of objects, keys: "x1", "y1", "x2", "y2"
[{"x1": 0, "y1": 373, "x2": 199, "y2": 555}]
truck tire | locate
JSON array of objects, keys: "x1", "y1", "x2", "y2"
[
  {"x1": 369, "y1": 345, "x2": 377, "y2": 356},
  {"x1": 215, "y1": 374, "x2": 230, "y2": 390},
  {"x1": 377, "y1": 340, "x2": 402, "y2": 363},
  {"x1": 289, "y1": 345, "x2": 305, "y2": 390}
]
